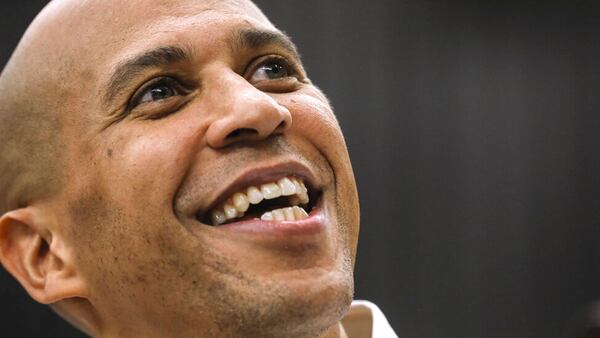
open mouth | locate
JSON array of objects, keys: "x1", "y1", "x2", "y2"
[{"x1": 198, "y1": 176, "x2": 320, "y2": 226}]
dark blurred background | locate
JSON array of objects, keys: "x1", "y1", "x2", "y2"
[{"x1": 1, "y1": 1, "x2": 599, "y2": 337}]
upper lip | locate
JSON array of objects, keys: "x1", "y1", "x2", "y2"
[{"x1": 195, "y1": 161, "x2": 321, "y2": 221}]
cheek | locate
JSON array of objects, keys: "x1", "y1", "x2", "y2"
[
  {"x1": 102, "y1": 121, "x2": 203, "y2": 209},
  {"x1": 285, "y1": 94, "x2": 346, "y2": 154},
  {"x1": 283, "y1": 91, "x2": 354, "y2": 184},
  {"x1": 282, "y1": 93, "x2": 360, "y2": 256},
  {"x1": 66, "y1": 120, "x2": 207, "y2": 276},
  {"x1": 65, "y1": 160, "x2": 212, "y2": 315}
]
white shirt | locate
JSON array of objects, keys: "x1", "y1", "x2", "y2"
[{"x1": 341, "y1": 300, "x2": 398, "y2": 338}]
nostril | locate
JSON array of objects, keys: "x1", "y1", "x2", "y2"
[
  {"x1": 275, "y1": 121, "x2": 286, "y2": 131},
  {"x1": 226, "y1": 128, "x2": 259, "y2": 140}
]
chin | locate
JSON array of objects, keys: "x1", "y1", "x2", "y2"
[
  {"x1": 208, "y1": 259, "x2": 354, "y2": 338},
  {"x1": 264, "y1": 266, "x2": 354, "y2": 337}
]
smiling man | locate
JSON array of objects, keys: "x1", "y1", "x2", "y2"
[{"x1": 0, "y1": 0, "x2": 396, "y2": 337}]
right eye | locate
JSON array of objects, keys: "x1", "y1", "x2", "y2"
[
  {"x1": 138, "y1": 83, "x2": 177, "y2": 104},
  {"x1": 129, "y1": 77, "x2": 187, "y2": 109},
  {"x1": 126, "y1": 77, "x2": 191, "y2": 118}
]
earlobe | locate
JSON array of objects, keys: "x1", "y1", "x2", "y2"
[{"x1": 0, "y1": 207, "x2": 87, "y2": 304}]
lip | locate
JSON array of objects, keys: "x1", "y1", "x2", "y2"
[{"x1": 196, "y1": 161, "x2": 320, "y2": 221}]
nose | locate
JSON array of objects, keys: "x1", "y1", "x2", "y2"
[{"x1": 205, "y1": 72, "x2": 292, "y2": 149}]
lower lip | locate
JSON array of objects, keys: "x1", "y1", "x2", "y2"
[{"x1": 216, "y1": 206, "x2": 326, "y2": 237}]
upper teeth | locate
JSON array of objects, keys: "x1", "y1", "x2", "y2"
[{"x1": 210, "y1": 176, "x2": 310, "y2": 226}]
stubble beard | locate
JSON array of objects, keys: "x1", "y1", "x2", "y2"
[{"x1": 205, "y1": 253, "x2": 355, "y2": 338}]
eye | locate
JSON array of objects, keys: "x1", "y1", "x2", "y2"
[
  {"x1": 255, "y1": 62, "x2": 289, "y2": 80},
  {"x1": 139, "y1": 84, "x2": 176, "y2": 104},
  {"x1": 129, "y1": 77, "x2": 186, "y2": 110},
  {"x1": 249, "y1": 57, "x2": 297, "y2": 83}
]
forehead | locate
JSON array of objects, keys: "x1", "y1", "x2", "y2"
[
  {"x1": 31, "y1": 0, "x2": 278, "y2": 119},
  {"x1": 49, "y1": 0, "x2": 273, "y2": 54},
  {"x1": 38, "y1": 0, "x2": 274, "y2": 78},
  {"x1": 52, "y1": 0, "x2": 268, "y2": 27}
]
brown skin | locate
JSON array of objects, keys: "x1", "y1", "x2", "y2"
[{"x1": 0, "y1": 1, "x2": 360, "y2": 337}]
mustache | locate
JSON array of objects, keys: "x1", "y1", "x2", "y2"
[
  {"x1": 208, "y1": 136, "x2": 306, "y2": 175},
  {"x1": 174, "y1": 136, "x2": 320, "y2": 216},
  {"x1": 215, "y1": 135, "x2": 298, "y2": 162}
]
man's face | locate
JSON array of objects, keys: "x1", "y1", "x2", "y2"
[{"x1": 48, "y1": 0, "x2": 359, "y2": 336}]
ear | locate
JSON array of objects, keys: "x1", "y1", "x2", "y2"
[{"x1": 0, "y1": 207, "x2": 88, "y2": 304}]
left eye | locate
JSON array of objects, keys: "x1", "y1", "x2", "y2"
[
  {"x1": 259, "y1": 62, "x2": 288, "y2": 79},
  {"x1": 249, "y1": 59, "x2": 294, "y2": 83}
]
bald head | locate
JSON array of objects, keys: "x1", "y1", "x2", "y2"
[
  {"x1": 0, "y1": 1, "x2": 71, "y2": 214},
  {"x1": 0, "y1": 1, "x2": 360, "y2": 337}
]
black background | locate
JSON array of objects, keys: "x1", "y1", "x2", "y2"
[{"x1": 1, "y1": 1, "x2": 599, "y2": 337}]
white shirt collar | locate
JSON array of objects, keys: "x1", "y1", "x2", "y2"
[{"x1": 341, "y1": 300, "x2": 398, "y2": 337}]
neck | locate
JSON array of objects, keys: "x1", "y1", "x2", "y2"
[{"x1": 321, "y1": 321, "x2": 349, "y2": 338}]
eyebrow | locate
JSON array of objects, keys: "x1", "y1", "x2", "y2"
[
  {"x1": 232, "y1": 28, "x2": 300, "y2": 58},
  {"x1": 102, "y1": 28, "x2": 301, "y2": 109},
  {"x1": 103, "y1": 46, "x2": 190, "y2": 108}
]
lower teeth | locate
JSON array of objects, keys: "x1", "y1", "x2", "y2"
[{"x1": 260, "y1": 206, "x2": 309, "y2": 221}]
